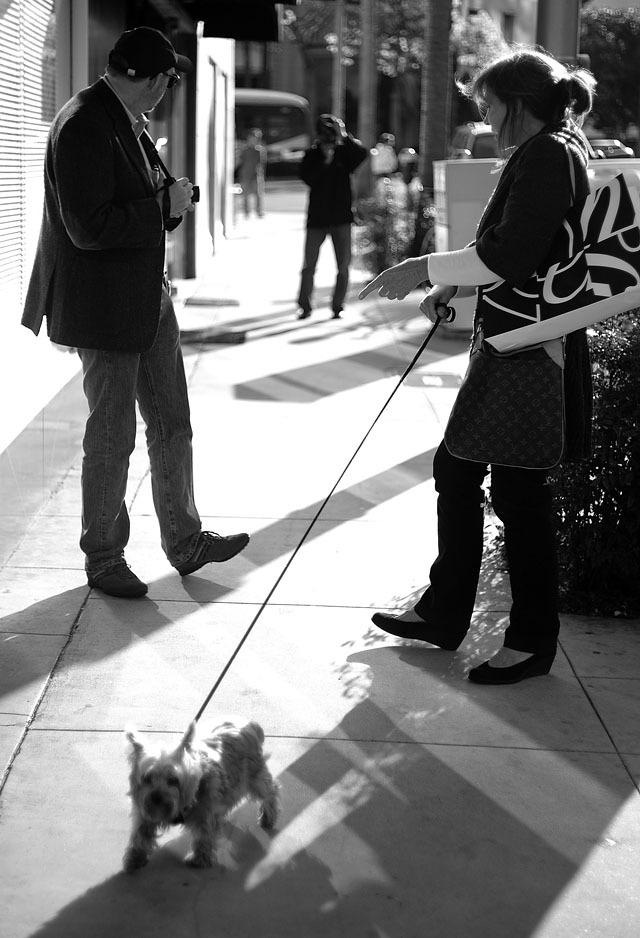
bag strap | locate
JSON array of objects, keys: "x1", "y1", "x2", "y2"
[
  {"x1": 140, "y1": 130, "x2": 182, "y2": 231},
  {"x1": 566, "y1": 146, "x2": 577, "y2": 205},
  {"x1": 141, "y1": 130, "x2": 176, "y2": 184}
]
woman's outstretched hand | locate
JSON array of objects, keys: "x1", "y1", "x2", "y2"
[{"x1": 358, "y1": 256, "x2": 429, "y2": 301}]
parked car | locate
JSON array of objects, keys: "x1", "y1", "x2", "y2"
[
  {"x1": 589, "y1": 138, "x2": 635, "y2": 159},
  {"x1": 450, "y1": 122, "x2": 499, "y2": 160}
]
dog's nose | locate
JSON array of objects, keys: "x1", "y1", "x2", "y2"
[{"x1": 143, "y1": 789, "x2": 176, "y2": 823}]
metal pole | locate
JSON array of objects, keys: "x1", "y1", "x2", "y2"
[
  {"x1": 536, "y1": 0, "x2": 580, "y2": 62},
  {"x1": 331, "y1": 0, "x2": 345, "y2": 117},
  {"x1": 357, "y1": 0, "x2": 376, "y2": 147}
]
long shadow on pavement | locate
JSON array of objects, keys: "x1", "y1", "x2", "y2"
[
  {"x1": 0, "y1": 449, "x2": 436, "y2": 706},
  {"x1": 20, "y1": 656, "x2": 636, "y2": 938}
]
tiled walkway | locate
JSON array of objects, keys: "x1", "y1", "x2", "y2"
[{"x1": 1, "y1": 181, "x2": 638, "y2": 938}]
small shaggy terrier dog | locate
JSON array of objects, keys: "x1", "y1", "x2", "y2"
[{"x1": 123, "y1": 719, "x2": 281, "y2": 872}]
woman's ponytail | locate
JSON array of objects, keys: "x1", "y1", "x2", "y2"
[{"x1": 567, "y1": 69, "x2": 596, "y2": 122}]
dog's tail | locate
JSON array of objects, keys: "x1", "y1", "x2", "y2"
[
  {"x1": 211, "y1": 720, "x2": 265, "y2": 748},
  {"x1": 244, "y1": 721, "x2": 265, "y2": 747}
]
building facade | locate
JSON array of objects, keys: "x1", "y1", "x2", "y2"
[
  {"x1": 251, "y1": 0, "x2": 541, "y2": 149},
  {"x1": 459, "y1": 0, "x2": 538, "y2": 44}
]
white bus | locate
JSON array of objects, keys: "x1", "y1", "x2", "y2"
[{"x1": 234, "y1": 88, "x2": 312, "y2": 176}]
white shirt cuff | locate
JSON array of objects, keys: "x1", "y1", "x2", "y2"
[{"x1": 428, "y1": 246, "x2": 498, "y2": 286}]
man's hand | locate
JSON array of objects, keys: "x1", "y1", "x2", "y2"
[
  {"x1": 331, "y1": 116, "x2": 347, "y2": 140},
  {"x1": 358, "y1": 256, "x2": 430, "y2": 301},
  {"x1": 157, "y1": 176, "x2": 195, "y2": 218}
]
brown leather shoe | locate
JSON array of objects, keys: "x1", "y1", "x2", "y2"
[
  {"x1": 176, "y1": 531, "x2": 250, "y2": 576},
  {"x1": 87, "y1": 561, "x2": 148, "y2": 598}
]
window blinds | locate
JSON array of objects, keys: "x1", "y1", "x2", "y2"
[{"x1": 0, "y1": 0, "x2": 56, "y2": 313}]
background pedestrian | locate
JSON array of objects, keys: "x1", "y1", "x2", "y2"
[
  {"x1": 237, "y1": 127, "x2": 267, "y2": 218},
  {"x1": 297, "y1": 113, "x2": 367, "y2": 320}
]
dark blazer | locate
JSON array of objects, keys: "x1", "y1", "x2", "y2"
[
  {"x1": 475, "y1": 124, "x2": 590, "y2": 287},
  {"x1": 22, "y1": 78, "x2": 166, "y2": 352}
]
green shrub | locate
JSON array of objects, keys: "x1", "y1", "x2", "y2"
[
  {"x1": 463, "y1": 315, "x2": 640, "y2": 619},
  {"x1": 354, "y1": 178, "x2": 435, "y2": 274},
  {"x1": 551, "y1": 310, "x2": 640, "y2": 616}
]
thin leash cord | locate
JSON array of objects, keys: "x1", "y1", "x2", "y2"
[{"x1": 193, "y1": 309, "x2": 452, "y2": 722}]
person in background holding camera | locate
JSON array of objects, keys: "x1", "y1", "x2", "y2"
[
  {"x1": 21, "y1": 27, "x2": 249, "y2": 598},
  {"x1": 297, "y1": 114, "x2": 367, "y2": 320}
]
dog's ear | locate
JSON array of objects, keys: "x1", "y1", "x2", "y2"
[
  {"x1": 124, "y1": 726, "x2": 146, "y2": 764},
  {"x1": 179, "y1": 721, "x2": 198, "y2": 752}
]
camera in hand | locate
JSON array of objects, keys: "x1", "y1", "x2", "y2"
[
  {"x1": 191, "y1": 185, "x2": 200, "y2": 204},
  {"x1": 316, "y1": 115, "x2": 338, "y2": 145}
]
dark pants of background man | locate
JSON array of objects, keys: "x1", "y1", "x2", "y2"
[{"x1": 297, "y1": 223, "x2": 351, "y2": 316}]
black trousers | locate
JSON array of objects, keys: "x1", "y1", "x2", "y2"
[
  {"x1": 297, "y1": 223, "x2": 351, "y2": 314},
  {"x1": 414, "y1": 441, "x2": 560, "y2": 656}
]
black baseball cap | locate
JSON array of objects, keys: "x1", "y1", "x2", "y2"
[{"x1": 109, "y1": 27, "x2": 192, "y2": 78}]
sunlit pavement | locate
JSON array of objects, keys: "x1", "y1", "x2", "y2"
[{"x1": 1, "y1": 180, "x2": 639, "y2": 938}]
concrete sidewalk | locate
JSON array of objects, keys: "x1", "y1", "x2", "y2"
[{"x1": 1, "y1": 181, "x2": 639, "y2": 938}]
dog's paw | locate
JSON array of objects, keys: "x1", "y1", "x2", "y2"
[
  {"x1": 185, "y1": 851, "x2": 214, "y2": 869},
  {"x1": 123, "y1": 846, "x2": 149, "y2": 873}
]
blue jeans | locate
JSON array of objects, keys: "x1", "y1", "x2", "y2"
[
  {"x1": 297, "y1": 223, "x2": 352, "y2": 314},
  {"x1": 414, "y1": 442, "x2": 560, "y2": 656},
  {"x1": 77, "y1": 290, "x2": 201, "y2": 576}
]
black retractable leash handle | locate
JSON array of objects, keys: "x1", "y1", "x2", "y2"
[{"x1": 191, "y1": 303, "x2": 456, "y2": 724}]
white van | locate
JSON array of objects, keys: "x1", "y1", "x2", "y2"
[{"x1": 235, "y1": 88, "x2": 312, "y2": 175}]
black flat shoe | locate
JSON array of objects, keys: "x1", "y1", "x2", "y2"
[
  {"x1": 468, "y1": 653, "x2": 555, "y2": 685},
  {"x1": 371, "y1": 612, "x2": 464, "y2": 651}
]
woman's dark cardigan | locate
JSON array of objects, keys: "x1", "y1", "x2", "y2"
[{"x1": 473, "y1": 122, "x2": 593, "y2": 461}]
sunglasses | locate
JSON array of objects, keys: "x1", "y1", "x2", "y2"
[{"x1": 161, "y1": 72, "x2": 180, "y2": 88}]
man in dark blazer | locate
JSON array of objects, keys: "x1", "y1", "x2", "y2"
[{"x1": 22, "y1": 27, "x2": 249, "y2": 597}]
